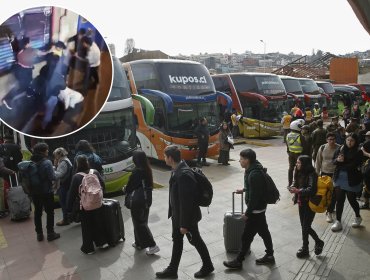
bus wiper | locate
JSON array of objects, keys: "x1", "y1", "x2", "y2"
[{"x1": 199, "y1": 91, "x2": 215, "y2": 95}]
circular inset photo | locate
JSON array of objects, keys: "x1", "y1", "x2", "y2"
[{"x1": 0, "y1": 6, "x2": 112, "y2": 138}]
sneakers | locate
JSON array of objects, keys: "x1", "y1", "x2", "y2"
[
  {"x1": 97, "y1": 243, "x2": 109, "y2": 249},
  {"x1": 326, "y1": 212, "x2": 334, "y2": 223},
  {"x1": 2, "y1": 99, "x2": 12, "y2": 110},
  {"x1": 47, "y1": 232, "x2": 60, "y2": 242},
  {"x1": 56, "y1": 220, "x2": 70, "y2": 226},
  {"x1": 314, "y1": 240, "x2": 325, "y2": 255},
  {"x1": 255, "y1": 254, "x2": 275, "y2": 265},
  {"x1": 194, "y1": 264, "x2": 214, "y2": 278},
  {"x1": 296, "y1": 247, "x2": 309, "y2": 258},
  {"x1": 146, "y1": 245, "x2": 160, "y2": 255},
  {"x1": 351, "y1": 216, "x2": 362, "y2": 228},
  {"x1": 132, "y1": 242, "x2": 143, "y2": 250},
  {"x1": 223, "y1": 258, "x2": 242, "y2": 269},
  {"x1": 37, "y1": 233, "x2": 44, "y2": 242},
  {"x1": 81, "y1": 249, "x2": 95, "y2": 255},
  {"x1": 331, "y1": 221, "x2": 343, "y2": 232},
  {"x1": 155, "y1": 267, "x2": 178, "y2": 279}
]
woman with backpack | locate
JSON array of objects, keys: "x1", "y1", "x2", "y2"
[
  {"x1": 331, "y1": 133, "x2": 363, "y2": 232},
  {"x1": 73, "y1": 140, "x2": 103, "y2": 175},
  {"x1": 124, "y1": 150, "x2": 159, "y2": 255},
  {"x1": 218, "y1": 121, "x2": 232, "y2": 166},
  {"x1": 289, "y1": 155, "x2": 324, "y2": 258},
  {"x1": 53, "y1": 147, "x2": 72, "y2": 226},
  {"x1": 67, "y1": 154, "x2": 106, "y2": 254}
]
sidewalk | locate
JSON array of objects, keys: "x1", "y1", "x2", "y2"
[{"x1": 0, "y1": 142, "x2": 369, "y2": 280}]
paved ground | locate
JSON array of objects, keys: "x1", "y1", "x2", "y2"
[{"x1": 0, "y1": 139, "x2": 369, "y2": 280}]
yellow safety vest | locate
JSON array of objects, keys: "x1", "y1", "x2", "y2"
[
  {"x1": 287, "y1": 132, "x2": 303, "y2": 153},
  {"x1": 305, "y1": 111, "x2": 312, "y2": 121},
  {"x1": 313, "y1": 108, "x2": 321, "y2": 117}
]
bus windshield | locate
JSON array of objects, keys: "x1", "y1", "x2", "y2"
[
  {"x1": 299, "y1": 79, "x2": 320, "y2": 95},
  {"x1": 167, "y1": 102, "x2": 219, "y2": 137},
  {"x1": 241, "y1": 98, "x2": 285, "y2": 123},
  {"x1": 38, "y1": 108, "x2": 136, "y2": 164},
  {"x1": 318, "y1": 83, "x2": 335, "y2": 94},
  {"x1": 158, "y1": 63, "x2": 215, "y2": 95},
  {"x1": 281, "y1": 79, "x2": 304, "y2": 94},
  {"x1": 231, "y1": 75, "x2": 286, "y2": 96}
]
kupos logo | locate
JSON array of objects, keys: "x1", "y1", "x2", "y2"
[{"x1": 168, "y1": 75, "x2": 207, "y2": 84}]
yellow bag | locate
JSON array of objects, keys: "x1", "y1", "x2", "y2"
[{"x1": 309, "y1": 175, "x2": 334, "y2": 213}]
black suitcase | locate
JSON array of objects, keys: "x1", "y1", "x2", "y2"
[
  {"x1": 102, "y1": 199, "x2": 125, "y2": 246},
  {"x1": 223, "y1": 192, "x2": 245, "y2": 253}
]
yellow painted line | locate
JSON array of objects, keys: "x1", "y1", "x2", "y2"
[{"x1": 0, "y1": 226, "x2": 8, "y2": 249}]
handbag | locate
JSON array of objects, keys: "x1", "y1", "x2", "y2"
[
  {"x1": 227, "y1": 136, "x2": 234, "y2": 145},
  {"x1": 124, "y1": 180, "x2": 151, "y2": 209}
]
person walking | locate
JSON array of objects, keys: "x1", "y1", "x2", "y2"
[
  {"x1": 218, "y1": 121, "x2": 232, "y2": 166},
  {"x1": 315, "y1": 132, "x2": 340, "y2": 223},
  {"x1": 286, "y1": 119, "x2": 305, "y2": 187},
  {"x1": 289, "y1": 155, "x2": 324, "y2": 258},
  {"x1": 223, "y1": 149, "x2": 275, "y2": 269},
  {"x1": 331, "y1": 133, "x2": 363, "y2": 232},
  {"x1": 53, "y1": 147, "x2": 72, "y2": 226},
  {"x1": 281, "y1": 111, "x2": 292, "y2": 144},
  {"x1": 124, "y1": 150, "x2": 159, "y2": 255},
  {"x1": 67, "y1": 155, "x2": 107, "y2": 254},
  {"x1": 312, "y1": 119, "x2": 327, "y2": 162},
  {"x1": 30, "y1": 143, "x2": 60, "y2": 242},
  {"x1": 194, "y1": 117, "x2": 210, "y2": 167},
  {"x1": 156, "y1": 145, "x2": 214, "y2": 279}
]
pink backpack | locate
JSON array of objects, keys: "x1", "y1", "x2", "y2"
[{"x1": 78, "y1": 169, "x2": 103, "y2": 211}]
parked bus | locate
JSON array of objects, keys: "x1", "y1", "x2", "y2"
[
  {"x1": 316, "y1": 81, "x2": 338, "y2": 116},
  {"x1": 297, "y1": 78, "x2": 327, "y2": 109},
  {"x1": 0, "y1": 56, "x2": 137, "y2": 194},
  {"x1": 279, "y1": 75, "x2": 305, "y2": 110},
  {"x1": 123, "y1": 59, "x2": 232, "y2": 161},
  {"x1": 212, "y1": 73, "x2": 288, "y2": 138}
]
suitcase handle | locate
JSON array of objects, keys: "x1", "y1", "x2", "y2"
[
  {"x1": 8, "y1": 174, "x2": 18, "y2": 188},
  {"x1": 232, "y1": 191, "x2": 244, "y2": 214}
]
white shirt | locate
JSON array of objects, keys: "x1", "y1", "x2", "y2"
[
  {"x1": 87, "y1": 42, "x2": 101, "y2": 67},
  {"x1": 58, "y1": 87, "x2": 84, "y2": 110}
]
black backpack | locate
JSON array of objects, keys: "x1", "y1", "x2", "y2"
[
  {"x1": 190, "y1": 167, "x2": 213, "y2": 207},
  {"x1": 249, "y1": 168, "x2": 280, "y2": 204}
]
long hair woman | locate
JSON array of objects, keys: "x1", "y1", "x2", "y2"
[
  {"x1": 331, "y1": 133, "x2": 363, "y2": 232},
  {"x1": 124, "y1": 150, "x2": 159, "y2": 255},
  {"x1": 289, "y1": 155, "x2": 324, "y2": 258},
  {"x1": 67, "y1": 155, "x2": 106, "y2": 254},
  {"x1": 218, "y1": 121, "x2": 232, "y2": 166}
]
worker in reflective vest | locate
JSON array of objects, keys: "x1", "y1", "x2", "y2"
[
  {"x1": 313, "y1": 103, "x2": 321, "y2": 118},
  {"x1": 286, "y1": 119, "x2": 305, "y2": 186}
]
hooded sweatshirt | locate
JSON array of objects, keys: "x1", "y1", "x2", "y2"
[{"x1": 244, "y1": 160, "x2": 268, "y2": 216}]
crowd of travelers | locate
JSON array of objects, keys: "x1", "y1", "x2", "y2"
[
  {"x1": 1, "y1": 28, "x2": 101, "y2": 134},
  {"x1": 0, "y1": 100, "x2": 370, "y2": 278}
]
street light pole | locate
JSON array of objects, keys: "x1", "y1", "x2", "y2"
[{"x1": 260, "y1": 40, "x2": 266, "y2": 73}]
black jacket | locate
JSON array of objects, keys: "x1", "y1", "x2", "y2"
[
  {"x1": 244, "y1": 160, "x2": 268, "y2": 216},
  {"x1": 292, "y1": 170, "x2": 318, "y2": 204},
  {"x1": 168, "y1": 160, "x2": 201, "y2": 228},
  {"x1": 333, "y1": 146, "x2": 362, "y2": 186},
  {"x1": 0, "y1": 143, "x2": 23, "y2": 171},
  {"x1": 194, "y1": 124, "x2": 209, "y2": 144},
  {"x1": 125, "y1": 168, "x2": 153, "y2": 208}
]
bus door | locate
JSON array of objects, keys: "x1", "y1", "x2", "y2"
[{"x1": 242, "y1": 101, "x2": 261, "y2": 138}]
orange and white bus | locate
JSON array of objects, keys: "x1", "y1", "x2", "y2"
[{"x1": 123, "y1": 59, "x2": 232, "y2": 161}]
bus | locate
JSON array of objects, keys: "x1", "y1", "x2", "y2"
[
  {"x1": 212, "y1": 73, "x2": 288, "y2": 138},
  {"x1": 297, "y1": 78, "x2": 327, "y2": 109},
  {"x1": 279, "y1": 75, "x2": 305, "y2": 110},
  {"x1": 0, "y1": 56, "x2": 137, "y2": 194},
  {"x1": 123, "y1": 59, "x2": 232, "y2": 161}
]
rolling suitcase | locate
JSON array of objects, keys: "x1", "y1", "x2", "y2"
[
  {"x1": 7, "y1": 175, "x2": 31, "y2": 221},
  {"x1": 223, "y1": 192, "x2": 245, "y2": 253},
  {"x1": 102, "y1": 198, "x2": 125, "y2": 246}
]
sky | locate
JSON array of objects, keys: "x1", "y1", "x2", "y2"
[{"x1": 1, "y1": 0, "x2": 370, "y2": 58}]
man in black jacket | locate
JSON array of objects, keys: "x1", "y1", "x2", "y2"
[
  {"x1": 223, "y1": 148, "x2": 275, "y2": 269},
  {"x1": 156, "y1": 145, "x2": 214, "y2": 279},
  {"x1": 30, "y1": 143, "x2": 60, "y2": 242}
]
